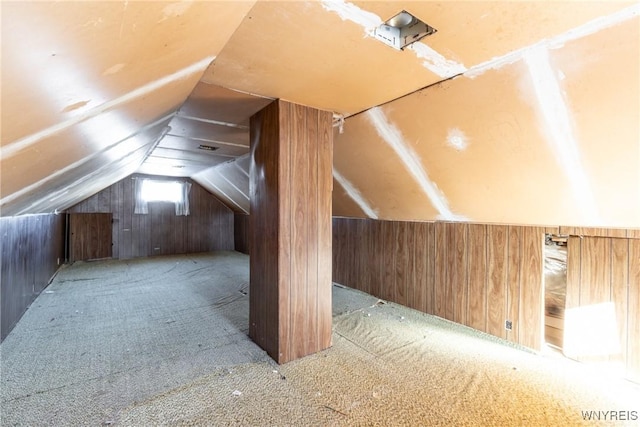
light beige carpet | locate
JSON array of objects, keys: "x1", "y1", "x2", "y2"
[
  {"x1": 118, "y1": 299, "x2": 640, "y2": 426},
  {"x1": 2, "y1": 253, "x2": 638, "y2": 426}
]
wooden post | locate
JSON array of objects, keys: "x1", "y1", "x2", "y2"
[{"x1": 249, "y1": 100, "x2": 333, "y2": 364}]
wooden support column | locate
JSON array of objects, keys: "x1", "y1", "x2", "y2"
[{"x1": 249, "y1": 100, "x2": 333, "y2": 364}]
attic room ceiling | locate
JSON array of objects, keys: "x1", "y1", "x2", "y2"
[{"x1": 1, "y1": 1, "x2": 636, "y2": 217}]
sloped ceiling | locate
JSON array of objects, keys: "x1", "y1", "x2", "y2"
[
  {"x1": 2, "y1": 1, "x2": 639, "y2": 228},
  {"x1": 0, "y1": 1, "x2": 256, "y2": 215}
]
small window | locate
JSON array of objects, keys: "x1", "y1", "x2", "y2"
[
  {"x1": 134, "y1": 178, "x2": 191, "y2": 216},
  {"x1": 141, "y1": 180, "x2": 183, "y2": 203}
]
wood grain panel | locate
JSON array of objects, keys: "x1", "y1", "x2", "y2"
[
  {"x1": 306, "y1": 104, "x2": 320, "y2": 356},
  {"x1": 68, "y1": 175, "x2": 234, "y2": 259},
  {"x1": 425, "y1": 222, "x2": 436, "y2": 315},
  {"x1": 487, "y1": 225, "x2": 508, "y2": 338},
  {"x1": 330, "y1": 219, "x2": 639, "y2": 378},
  {"x1": 357, "y1": 219, "x2": 370, "y2": 294},
  {"x1": 412, "y1": 222, "x2": 428, "y2": 313},
  {"x1": 519, "y1": 227, "x2": 544, "y2": 350},
  {"x1": 369, "y1": 219, "x2": 385, "y2": 299},
  {"x1": 565, "y1": 237, "x2": 582, "y2": 310},
  {"x1": 249, "y1": 99, "x2": 279, "y2": 357},
  {"x1": 611, "y1": 238, "x2": 629, "y2": 368},
  {"x1": 345, "y1": 220, "x2": 357, "y2": 291},
  {"x1": 69, "y1": 213, "x2": 112, "y2": 262},
  {"x1": 395, "y1": 221, "x2": 409, "y2": 307},
  {"x1": 234, "y1": 214, "x2": 250, "y2": 254},
  {"x1": 627, "y1": 229, "x2": 640, "y2": 239},
  {"x1": 317, "y1": 108, "x2": 333, "y2": 349},
  {"x1": 443, "y1": 222, "x2": 457, "y2": 322},
  {"x1": 506, "y1": 226, "x2": 522, "y2": 344},
  {"x1": 467, "y1": 224, "x2": 487, "y2": 331},
  {"x1": 579, "y1": 237, "x2": 611, "y2": 306},
  {"x1": 290, "y1": 102, "x2": 310, "y2": 360},
  {"x1": 121, "y1": 178, "x2": 133, "y2": 259},
  {"x1": 382, "y1": 221, "x2": 397, "y2": 302},
  {"x1": 434, "y1": 222, "x2": 448, "y2": 319},
  {"x1": 628, "y1": 239, "x2": 640, "y2": 382},
  {"x1": 452, "y1": 223, "x2": 468, "y2": 325},
  {"x1": 276, "y1": 100, "x2": 293, "y2": 362},
  {"x1": 110, "y1": 180, "x2": 123, "y2": 259},
  {"x1": 332, "y1": 218, "x2": 344, "y2": 285},
  {"x1": 559, "y1": 226, "x2": 628, "y2": 238},
  {"x1": 1, "y1": 214, "x2": 65, "y2": 341},
  {"x1": 250, "y1": 100, "x2": 332, "y2": 364}
]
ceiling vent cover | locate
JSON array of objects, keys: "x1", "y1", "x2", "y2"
[
  {"x1": 374, "y1": 10, "x2": 437, "y2": 50},
  {"x1": 198, "y1": 144, "x2": 219, "y2": 151}
]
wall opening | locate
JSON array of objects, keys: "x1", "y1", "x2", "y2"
[{"x1": 543, "y1": 234, "x2": 568, "y2": 351}]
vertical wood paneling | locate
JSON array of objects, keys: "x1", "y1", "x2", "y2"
[
  {"x1": 1, "y1": 214, "x2": 65, "y2": 341},
  {"x1": 347, "y1": 220, "x2": 358, "y2": 290},
  {"x1": 307, "y1": 107, "x2": 320, "y2": 354},
  {"x1": 426, "y1": 222, "x2": 436, "y2": 314},
  {"x1": 580, "y1": 237, "x2": 611, "y2": 306},
  {"x1": 360, "y1": 220, "x2": 372, "y2": 295},
  {"x1": 628, "y1": 239, "x2": 640, "y2": 382},
  {"x1": 382, "y1": 221, "x2": 397, "y2": 303},
  {"x1": 566, "y1": 237, "x2": 582, "y2": 310},
  {"x1": 519, "y1": 227, "x2": 543, "y2": 350},
  {"x1": 395, "y1": 221, "x2": 409, "y2": 307},
  {"x1": 487, "y1": 225, "x2": 508, "y2": 338},
  {"x1": 69, "y1": 213, "x2": 112, "y2": 262},
  {"x1": 68, "y1": 175, "x2": 234, "y2": 259},
  {"x1": 627, "y1": 229, "x2": 640, "y2": 239},
  {"x1": 331, "y1": 219, "x2": 640, "y2": 380},
  {"x1": 276, "y1": 100, "x2": 292, "y2": 362},
  {"x1": 434, "y1": 222, "x2": 447, "y2": 319},
  {"x1": 560, "y1": 226, "x2": 628, "y2": 239},
  {"x1": 121, "y1": 179, "x2": 133, "y2": 259},
  {"x1": 289, "y1": 103, "x2": 309, "y2": 360},
  {"x1": 611, "y1": 238, "x2": 629, "y2": 368},
  {"x1": 443, "y1": 223, "x2": 457, "y2": 322},
  {"x1": 370, "y1": 219, "x2": 385, "y2": 299},
  {"x1": 250, "y1": 100, "x2": 332, "y2": 364},
  {"x1": 467, "y1": 224, "x2": 487, "y2": 331},
  {"x1": 250, "y1": 100, "x2": 279, "y2": 358},
  {"x1": 234, "y1": 214, "x2": 250, "y2": 254},
  {"x1": 111, "y1": 179, "x2": 123, "y2": 259},
  {"x1": 412, "y1": 222, "x2": 428, "y2": 313},
  {"x1": 332, "y1": 218, "x2": 343, "y2": 285},
  {"x1": 566, "y1": 236, "x2": 638, "y2": 380},
  {"x1": 506, "y1": 226, "x2": 521, "y2": 344},
  {"x1": 317, "y1": 108, "x2": 333, "y2": 349},
  {"x1": 451, "y1": 223, "x2": 468, "y2": 325}
]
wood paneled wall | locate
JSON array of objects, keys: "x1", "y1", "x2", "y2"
[
  {"x1": 566, "y1": 236, "x2": 640, "y2": 382},
  {"x1": 69, "y1": 213, "x2": 113, "y2": 262},
  {"x1": 234, "y1": 213, "x2": 249, "y2": 255},
  {"x1": 333, "y1": 218, "x2": 546, "y2": 350},
  {"x1": 0, "y1": 214, "x2": 65, "y2": 341},
  {"x1": 249, "y1": 100, "x2": 333, "y2": 364},
  {"x1": 559, "y1": 226, "x2": 640, "y2": 239},
  {"x1": 68, "y1": 174, "x2": 233, "y2": 259}
]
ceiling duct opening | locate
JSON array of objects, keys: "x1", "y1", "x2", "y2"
[
  {"x1": 373, "y1": 10, "x2": 437, "y2": 50},
  {"x1": 198, "y1": 144, "x2": 219, "y2": 151}
]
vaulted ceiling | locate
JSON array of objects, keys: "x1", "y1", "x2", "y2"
[{"x1": 2, "y1": 1, "x2": 638, "y2": 227}]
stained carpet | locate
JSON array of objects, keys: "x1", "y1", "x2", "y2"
[{"x1": 1, "y1": 252, "x2": 638, "y2": 426}]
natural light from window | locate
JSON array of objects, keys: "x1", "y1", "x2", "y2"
[{"x1": 141, "y1": 180, "x2": 183, "y2": 203}]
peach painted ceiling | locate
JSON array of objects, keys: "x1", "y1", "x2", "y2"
[{"x1": 1, "y1": 1, "x2": 638, "y2": 227}]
